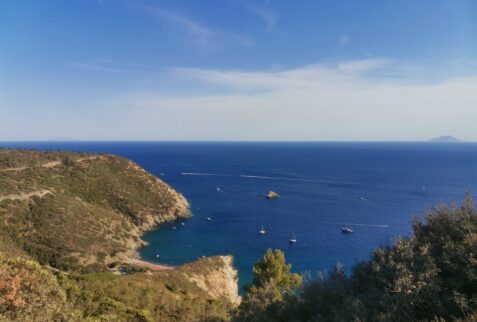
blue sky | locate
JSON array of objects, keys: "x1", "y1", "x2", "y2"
[{"x1": 1, "y1": 0, "x2": 476, "y2": 141}]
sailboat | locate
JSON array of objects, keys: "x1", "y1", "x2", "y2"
[
  {"x1": 259, "y1": 225, "x2": 266, "y2": 235},
  {"x1": 288, "y1": 232, "x2": 297, "y2": 243}
]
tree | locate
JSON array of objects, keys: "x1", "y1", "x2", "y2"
[{"x1": 237, "y1": 249, "x2": 302, "y2": 321}]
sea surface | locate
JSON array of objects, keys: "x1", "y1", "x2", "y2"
[{"x1": 2, "y1": 141, "x2": 477, "y2": 288}]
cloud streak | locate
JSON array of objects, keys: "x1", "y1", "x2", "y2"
[
  {"x1": 10, "y1": 59, "x2": 476, "y2": 141},
  {"x1": 106, "y1": 58, "x2": 477, "y2": 141},
  {"x1": 72, "y1": 62, "x2": 126, "y2": 73},
  {"x1": 148, "y1": 7, "x2": 254, "y2": 50},
  {"x1": 245, "y1": 4, "x2": 279, "y2": 31},
  {"x1": 167, "y1": 58, "x2": 393, "y2": 92}
]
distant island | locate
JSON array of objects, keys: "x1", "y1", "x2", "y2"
[{"x1": 429, "y1": 135, "x2": 462, "y2": 142}]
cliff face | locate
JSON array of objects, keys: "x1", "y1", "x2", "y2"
[{"x1": 181, "y1": 256, "x2": 241, "y2": 306}]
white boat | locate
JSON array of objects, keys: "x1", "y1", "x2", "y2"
[
  {"x1": 181, "y1": 222, "x2": 185, "y2": 226},
  {"x1": 288, "y1": 233, "x2": 297, "y2": 243},
  {"x1": 259, "y1": 225, "x2": 266, "y2": 235},
  {"x1": 341, "y1": 227, "x2": 353, "y2": 233},
  {"x1": 207, "y1": 217, "x2": 212, "y2": 221},
  {"x1": 172, "y1": 226, "x2": 177, "y2": 230},
  {"x1": 156, "y1": 254, "x2": 160, "y2": 258}
]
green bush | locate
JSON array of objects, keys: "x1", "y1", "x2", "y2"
[{"x1": 236, "y1": 195, "x2": 477, "y2": 322}]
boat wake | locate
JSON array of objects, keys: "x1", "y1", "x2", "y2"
[
  {"x1": 240, "y1": 174, "x2": 318, "y2": 182},
  {"x1": 323, "y1": 222, "x2": 389, "y2": 228},
  {"x1": 181, "y1": 172, "x2": 359, "y2": 186},
  {"x1": 181, "y1": 172, "x2": 318, "y2": 182},
  {"x1": 181, "y1": 172, "x2": 233, "y2": 177}
]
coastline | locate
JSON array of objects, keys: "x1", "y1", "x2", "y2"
[{"x1": 129, "y1": 188, "x2": 190, "y2": 269}]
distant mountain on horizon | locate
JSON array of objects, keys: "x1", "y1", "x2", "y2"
[{"x1": 429, "y1": 135, "x2": 462, "y2": 143}]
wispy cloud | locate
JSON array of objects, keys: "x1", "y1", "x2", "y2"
[
  {"x1": 245, "y1": 4, "x2": 279, "y2": 31},
  {"x1": 337, "y1": 58, "x2": 391, "y2": 73},
  {"x1": 72, "y1": 62, "x2": 125, "y2": 73},
  {"x1": 148, "y1": 7, "x2": 214, "y2": 49},
  {"x1": 103, "y1": 58, "x2": 477, "y2": 141},
  {"x1": 147, "y1": 7, "x2": 254, "y2": 50},
  {"x1": 167, "y1": 58, "x2": 393, "y2": 91},
  {"x1": 10, "y1": 59, "x2": 477, "y2": 141}
]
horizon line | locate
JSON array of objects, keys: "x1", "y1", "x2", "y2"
[{"x1": 0, "y1": 139, "x2": 475, "y2": 143}]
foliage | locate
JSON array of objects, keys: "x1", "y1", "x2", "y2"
[
  {"x1": 236, "y1": 195, "x2": 477, "y2": 322},
  {"x1": 237, "y1": 249, "x2": 302, "y2": 321},
  {"x1": 0, "y1": 254, "x2": 78, "y2": 321},
  {"x1": 0, "y1": 254, "x2": 234, "y2": 322}
]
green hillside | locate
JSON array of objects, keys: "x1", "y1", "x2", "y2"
[
  {"x1": 0, "y1": 149, "x2": 189, "y2": 270},
  {"x1": 0, "y1": 254, "x2": 237, "y2": 322},
  {"x1": 0, "y1": 149, "x2": 238, "y2": 321}
]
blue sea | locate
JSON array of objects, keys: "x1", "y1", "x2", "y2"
[{"x1": 2, "y1": 142, "x2": 477, "y2": 288}]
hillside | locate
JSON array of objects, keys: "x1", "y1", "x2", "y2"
[
  {"x1": 0, "y1": 149, "x2": 239, "y2": 321},
  {"x1": 0, "y1": 253, "x2": 239, "y2": 321},
  {"x1": 0, "y1": 148, "x2": 190, "y2": 270}
]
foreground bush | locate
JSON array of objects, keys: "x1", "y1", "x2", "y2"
[
  {"x1": 0, "y1": 255, "x2": 73, "y2": 321},
  {"x1": 237, "y1": 195, "x2": 477, "y2": 322}
]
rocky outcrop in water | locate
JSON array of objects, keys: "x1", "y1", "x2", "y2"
[{"x1": 266, "y1": 191, "x2": 279, "y2": 199}]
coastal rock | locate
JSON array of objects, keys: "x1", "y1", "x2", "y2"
[
  {"x1": 183, "y1": 255, "x2": 241, "y2": 306},
  {"x1": 266, "y1": 191, "x2": 279, "y2": 199}
]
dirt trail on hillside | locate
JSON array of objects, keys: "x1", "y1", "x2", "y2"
[
  {"x1": 0, "y1": 190, "x2": 52, "y2": 202},
  {"x1": 0, "y1": 156, "x2": 101, "y2": 172},
  {"x1": 129, "y1": 258, "x2": 174, "y2": 271},
  {"x1": 41, "y1": 161, "x2": 62, "y2": 168},
  {"x1": 0, "y1": 166, "x2": 28, "y2": 172}
]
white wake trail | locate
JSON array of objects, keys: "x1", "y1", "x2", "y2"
[
  {"x1": 181, "y1": 172, "x2": 233, "y2": 177},
  {"x1": 182, "y1": 172, "x2": 336, "y2": 184},
  {"x1": 240, "y1": 174, "x2": 319, "y2": 182},
  {"x1": 323, "y1": 222, "x2": 389, "y2": 228}
]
